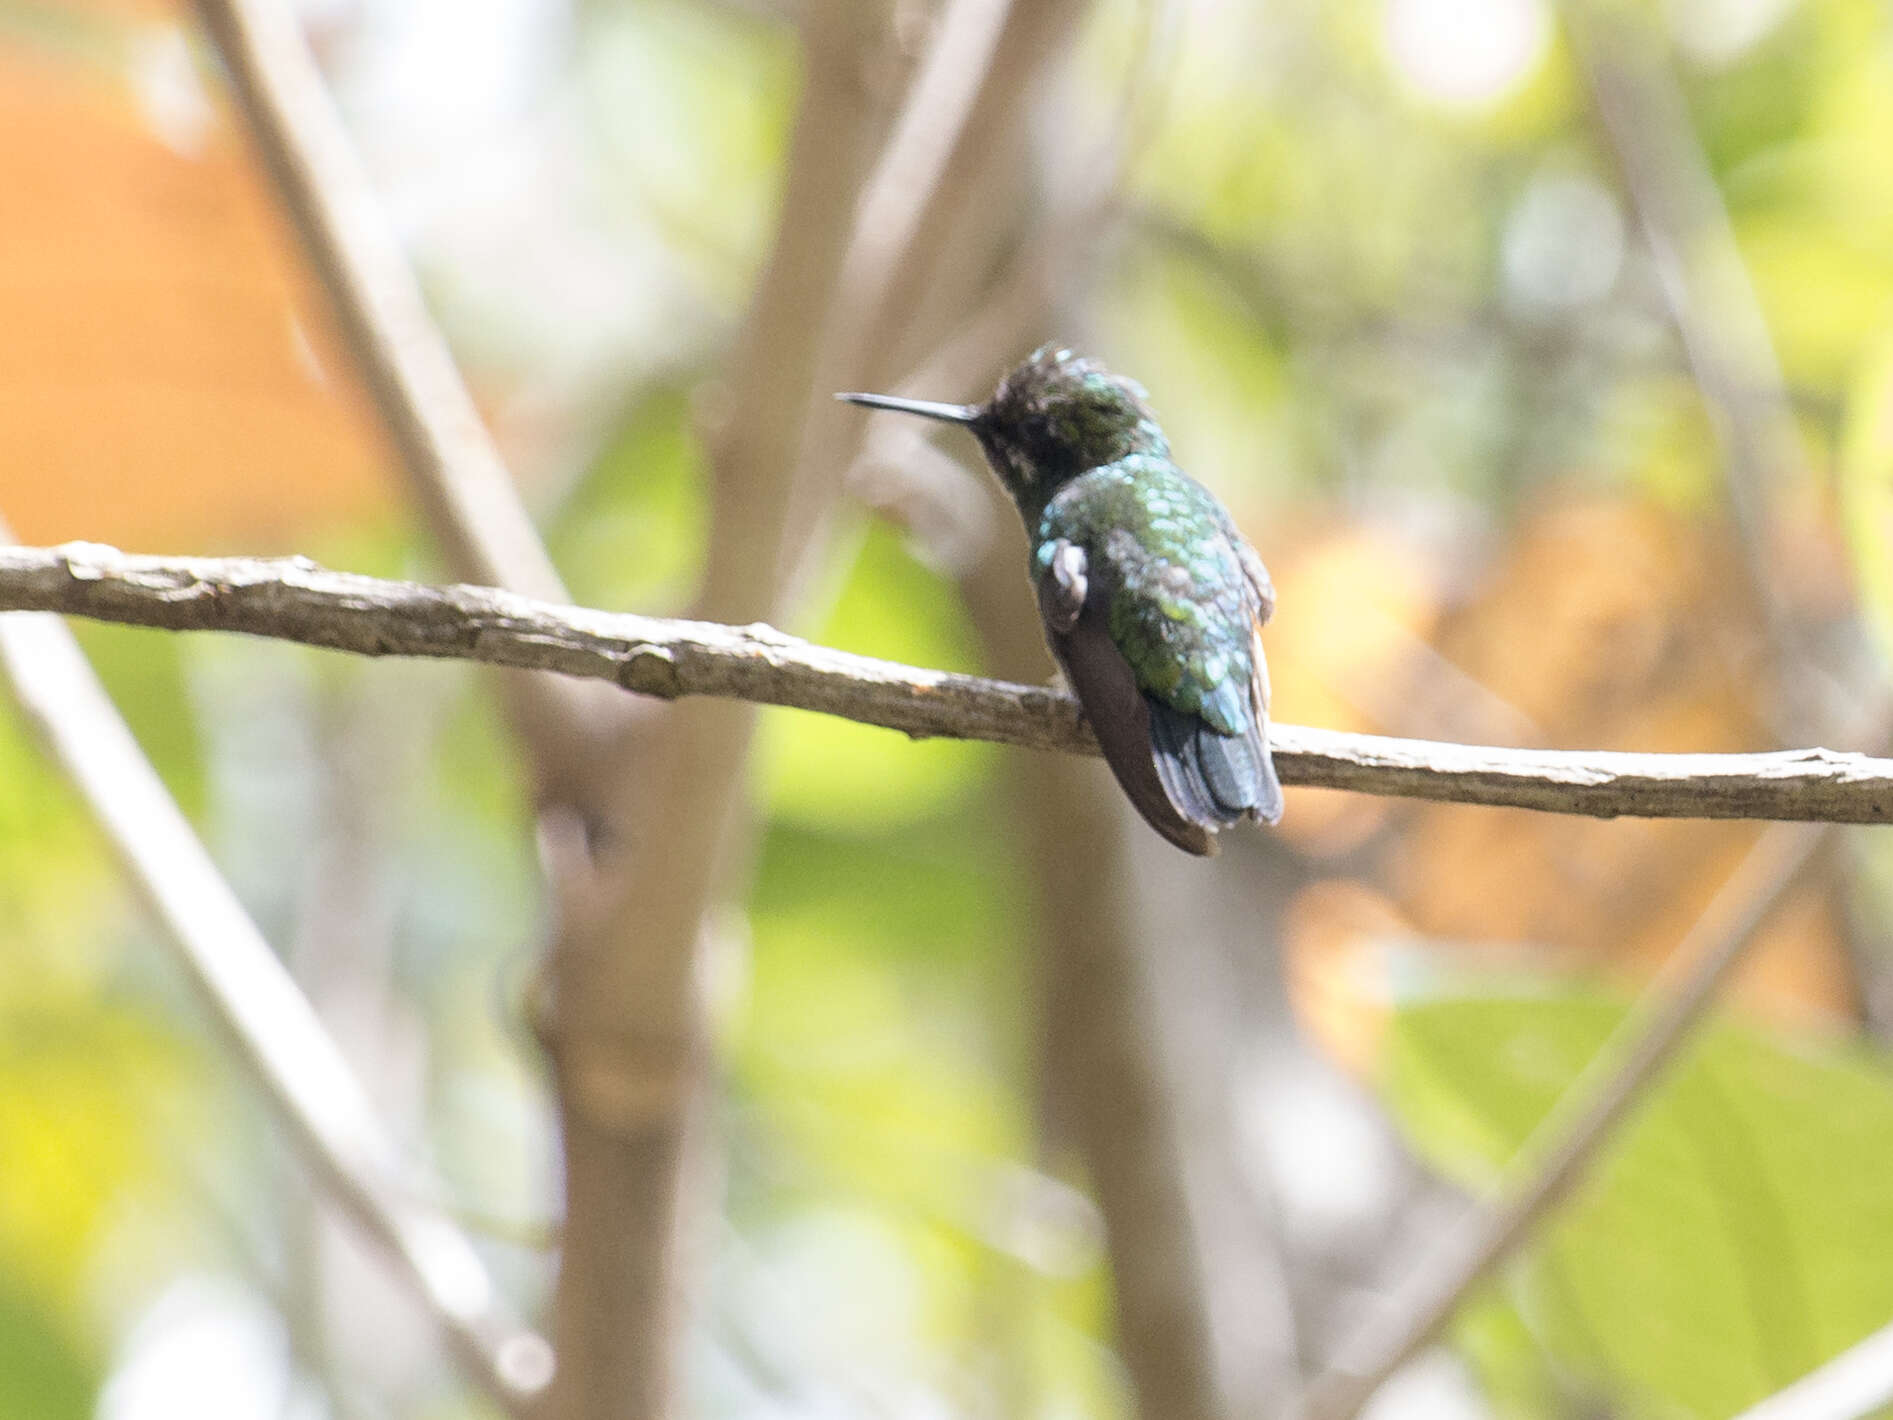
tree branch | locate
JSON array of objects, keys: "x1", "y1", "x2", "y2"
[
  {"x1": 0, "y1": 604, "x2": 553, "y2": 1416},
  {"x1": 8, "y1": 543, "x2": 1893, "y2": 825},
  {"x1": 189, "y1": 0, "x2": 607, "y2": 800},
  {"x1": 531, "y1": 8, "x2": 1080, "y2": 1410}
]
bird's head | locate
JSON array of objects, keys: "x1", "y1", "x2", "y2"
[{"x1": 838, "y1": 345, "x2": 1170, "y2": 516}]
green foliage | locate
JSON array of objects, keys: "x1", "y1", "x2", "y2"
[
  {"x1": 548, "y1": 385, "x2": 708, "y2": 614},
  {"x1": 0, "y1": 702, "x2": 112, "y2": 982},
  {"x1": 1384, "y1": 987, "x2": 1893, "y2": 1419},
  {"x1": 0, "y1": 1269, "x2": 92, "y2": 1420},
  {"x1": 757, "y1": 520, "x2": 997, "y2": 831}
]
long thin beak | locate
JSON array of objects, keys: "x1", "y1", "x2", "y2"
[{"x1": 835, "y1": 391, "x2": 981, "y2": 425}]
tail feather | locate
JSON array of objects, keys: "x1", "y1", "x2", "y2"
[
  {"x1": 1249, "y1": 728, "x2": 1285, "y2": 826},
  {"x1": 1147, "y1": 697, "x2": 1284, "y2": 828}
]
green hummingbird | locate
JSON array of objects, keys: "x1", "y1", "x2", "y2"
[{"x1": 840, "y1": 345, "x2": 1282, "y2": 855}]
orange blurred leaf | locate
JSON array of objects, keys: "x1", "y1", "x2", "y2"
[{"x1": 0, "y1": 28, "x2": 390, "y2": 548}]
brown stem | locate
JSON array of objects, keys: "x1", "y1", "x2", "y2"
[{"x1": 10, "y1": 544, "x2": 1893, "y2": 825}]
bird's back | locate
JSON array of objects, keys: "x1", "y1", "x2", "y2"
[
  {"x1": 1039, "y1": 457, "x2": 1260, "y2": 731},
  {"x1": 1035, "y1": 455, "x2": 1283, "y2": 838}
]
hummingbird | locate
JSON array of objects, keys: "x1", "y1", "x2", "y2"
[{"x1": 840, "y1": 345, "x2": 1282, "y2": 855}]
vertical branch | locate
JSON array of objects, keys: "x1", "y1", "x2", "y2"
[
  {"x1": 960, "y1": 457, "x2": 1301, "y2": 1420},
  {"x1": 936, "y1": 269, "x2": 1304, "y2": 1418},
  {"x1": 534, "y1": 9, "x2": 908, "y2": 1416},
  {"x1": 969, "y1": 555, "x2": 1260, "y2": 1420},
  {"x1": 860, "y1": 31, "x2": 1306, "y2": 1408},
  {"x1": 542, "y1": 6, "x2": 1090, "y2": 1417}
]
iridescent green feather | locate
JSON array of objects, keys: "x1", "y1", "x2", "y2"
[{"x1": 1034, "y1": 456, "x2": 1258, "y2": 737}]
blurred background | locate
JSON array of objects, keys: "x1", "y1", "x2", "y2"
[{"x1": 5, "y1": 0, "x2": 1893, "y2": 1417}]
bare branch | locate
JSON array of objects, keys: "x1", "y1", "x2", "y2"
[
  {"x1": 0, "y1": 605, "x2": 553, "y2": 1416},
  {"x1": 971, "y1": 554, "x2": 1303, "y2": 1420},
  {"x1": 1301, "y1": 819, "x2": 1835, "y2": 1420},
  {"x1": 7, "y1": 544, "x2": 1893, "y2": 825},
  {"x1": 1732, "y1": 1317, "x2": 1893, "y2": 1420},
  {"x1": 925, "y1": 76, "x2": 1303, "y2": 1410},
  {"x1": 189, "y1": 0, "x2": 600, "y2": 778}
]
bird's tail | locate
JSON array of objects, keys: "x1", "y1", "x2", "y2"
[{"x1": 1147, "y1": 697, "x2": 1284, "y2": 828}]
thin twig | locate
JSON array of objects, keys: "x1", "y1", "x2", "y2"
[
  {"x1": 0, "y1": 607, "x2": 553, "y2": 1415},
  {"x1": 1732, "y1": 1316, "x2": 1893, "y2": 1420},
  {"x1": 1569, "y1": 7, "x2": 1828, "y2": 725},
  {"x1": 189, "y1": 0, "x2": 598, "y2": 772},
  {"x1": 923, "y1": 35, "x2": 1301, "y2": 1407},
  {"x1": 190, "y1": 0, "x2": 564, "y2": 603},
  {"x1": 1301, "y1": 819, "x2": 1835, "y2": 1420},
  {"x1": 6, "y1": 544, "x2": 1893, "y2": 825}
]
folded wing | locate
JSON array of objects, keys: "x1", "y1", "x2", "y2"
[{"x1": 1038, "y1": 539, "x2": 1218, "y2": 854}]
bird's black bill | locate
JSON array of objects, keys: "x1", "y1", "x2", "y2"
[{"x1": 835, "y1": 391, "x2": 981, "y2": 425}]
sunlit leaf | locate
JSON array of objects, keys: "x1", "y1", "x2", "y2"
[
  {"x1": 547, "y1": 385, "x2": 706, "y2": 613},
  {"x1": 0, "y1": 1267, "x2": 92, "y2": 1420},
  {"x1": 0, "y1": 27, "x2": 390, "y2": 548},
  {"x1": 757, "y1": 522, "x2": 995, "y2": 831},
  {"x1": 1386, "y1": 988, "x2": 1893, "y2": 1418},
  {"x1": 0, "y1": 1003, "x2": 194, "y2": 1311}
]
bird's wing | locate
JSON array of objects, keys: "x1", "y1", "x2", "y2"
[
  {"x1": 1036, "y1": 539, "x2": 1216, "y2": 855},
  {"x1": 1233, "y1": 531, "x2": 1276, "y2": 626},
  {"x1": 1234, "y1": 527, "x2": 1283, "y2": 824}
]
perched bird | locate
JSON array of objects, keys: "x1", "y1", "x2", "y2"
[{"x1": 840, "y1": 345, "x2": 1281, "y2": 855}]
